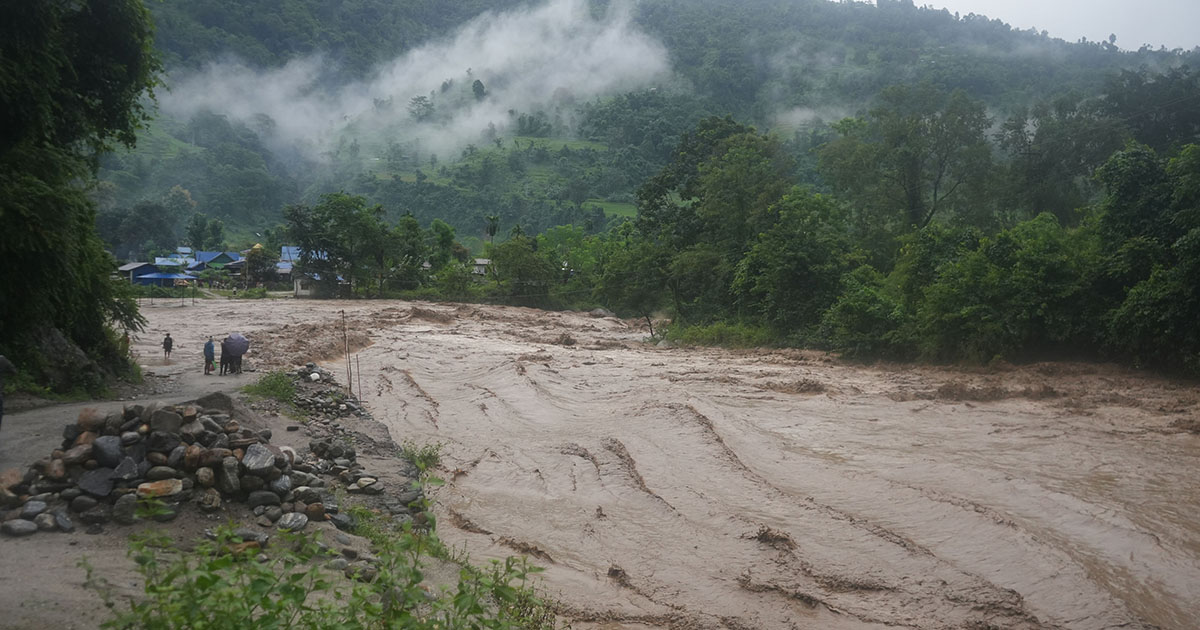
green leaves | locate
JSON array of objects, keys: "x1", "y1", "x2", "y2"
[{"x1": 88, "y1": 524, "x2": 564, "y2": 630}]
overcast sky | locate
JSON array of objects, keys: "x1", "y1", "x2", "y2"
[{"x1": 916, "y1": 0, "x2": 1200, "y2": 50}]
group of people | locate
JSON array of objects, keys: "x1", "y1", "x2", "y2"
[
  {"x1": 162, "y1": 333, "x2": 248, "y2": 375},
  {"x1": 204, "y1": 335, "x2": 249, "y2": 375}
]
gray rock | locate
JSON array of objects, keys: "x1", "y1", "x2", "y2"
[
  {"x1": 195, "y1": 392, "x2": 233, "y2": 412},
  {"x1": 120, "y1": 431, "x2": 142, "y2": 446},
  {"x1": 211, "y1": 433, "x2": 229, "y2": 450},
  {"x1": 268, "y1": 475, "x2": 292, "y2": 496},
  {"x1": 197, "y1": 430, "x2": 220, "y2": 448},
  {"x1": 290, "y1": 471, "x2": 316, "y2": 486},
  {"x1": 326, "y1": 557, "x2": 349, "y2": 570},
  {"x1": 217, "y1": 457, "x2": 241, "y2": 494},
  {"x1": 247, "y1": 491, "x2": 281, "y2": 509},
  {"x1": 34, "y1": 512, "x2": 58, "y2": 531},
  {"x1": 179, "y1": 420, "x2": 205, "y2": 439},
  {"x1": 199, "y1": 416, "x2": 224, "y2": 434},
  {"x1": 126, "y1": 443, "x2": 147, "y2": 465},
  {"x1": 329, "y1": 512, "x2": 354, "y2": 531},
  {"x1": 138, "y1": 402, "x2": 159, "y2": 423},
  {"x1": 146, "y1": 431, "x2": 181, "y2": 453},
  {"x1": 54, "y1": 511, "x2": 75, "y2": 533},
  {"x1": 240, "y1": 475, "x2": 264, "y2": 492},
  {"x1": 78, "y1": 468, "x2": 116, "y2": 497},
  {"x1": 293, "y1": 486, "x2": 323, "y2": 504},
  {"x1": 20, "y1": 500, "x2": 48, "y2": 520},
  {"x1": 149, "y1": 409, "x2": 183, "y2": 434},
  {"x1": 241, "y1": 444, "x2": 275, "y2": 476},
  {"x1": 264, "y1": 506, "x2": 283, "y2": 522},
  {"x1": 276, "y1": 513, "x2": 308, "y2": 532},
  {"x1": 345, "y1": 563, "x2": 378, "y2": 582},
  {"x1": 112, "y1": 493, "x2": 139, "y2": 525},
  {"x1": 167, "y1": 445, "x2": 187, "y2": 469},
  {"x1": 104, "y1": 412, "x2": 125, "y2": 434},
  {"x1": 1, "y1": 519, "x2": 38, "y2": 537},
  {"x1": 62, "y1": 423, "x2": 82, "y2": 445},
  {"x1": 78, "y1": 505, "x2": 112, "y2": 525},
  {"x1": 112, "y1": 457, "x2": 139, "y2": 481},
  {"x1": 395, "y1": 487, "x2": 423, "y2": 506},
  {"x1": 146, "y1": 466, "x2": 177, "y2": 481},
  {"x1": 70, "y1": 495, "x2": 98, "y2": 513},
  {"x1": 60, "y1": 488, "x2": 82, "y2": 502},
  {"x1": 92, "y1": 436, "x2": 123, "y2": 468},
  {"x1": 256, "y1": 515, "x2": 273, "y2": 527},
  {"x1": 233, "y1": 528, "x2": 269, "y2": 546}
]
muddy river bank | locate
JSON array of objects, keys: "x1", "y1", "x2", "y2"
[{"x1": 44, "y1": 299, "x2": 1200, "y2": 629}]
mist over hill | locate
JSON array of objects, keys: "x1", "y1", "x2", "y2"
[{"x1": 97, "y1": 0, "x2": 1198, "y2": 240}]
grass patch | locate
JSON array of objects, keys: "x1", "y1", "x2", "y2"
[
  {"x1": 241, "y1": 370, "x2": 296, "y2": 402},
  {"x1": 666, "y1": 322, "x2": 773, "y2": 348}
]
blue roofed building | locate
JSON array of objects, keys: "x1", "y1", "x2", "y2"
[{"x1": 187, "y1": 251, "x2": 241, "y2": 273}]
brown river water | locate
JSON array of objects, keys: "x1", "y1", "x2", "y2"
[{"x1": 140, "y1": 299, "x2": 1200, "y2": 630}]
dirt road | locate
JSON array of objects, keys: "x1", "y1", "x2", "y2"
[{"x1": 7, "y1": 298, "x2": 1198, "y2": 629}]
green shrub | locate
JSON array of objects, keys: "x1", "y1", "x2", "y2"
[
  {"x1": 818, "y1": 265, "x2": 911, "y2": 358},
  {"x1": 84, "y1": 524, "x2": 563, "y2": 630},
  {"x1": 401, "y1": 440, "x2": 444, "y2": 473},
  {"x1": 241, "y1": 371, "x2": 296, "y2": 402},
  {"x1": 665, "y1": 321, "x2": 772, "y2": 348}
]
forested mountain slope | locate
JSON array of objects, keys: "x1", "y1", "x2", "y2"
[{"x1": 97, "y1": 0, "x2": 1197, "y2": 246}]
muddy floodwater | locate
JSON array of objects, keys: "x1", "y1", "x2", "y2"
[{"x1": 140, "y1": 299, "x2": 1200, "y2": 630}]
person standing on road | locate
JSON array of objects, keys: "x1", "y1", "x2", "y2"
[
  {"x1": 219, "y1": 336, "x2": 230, "y2": 376},
  {"x1": 162, "y1": 333, "x2": 173, "y2": 361},
  {"x1": 0, "y1": 355, "x2": 15, "y2": 434},
  {"x1": 203, "y1": 336, "x2": 215, "y2": 375}
]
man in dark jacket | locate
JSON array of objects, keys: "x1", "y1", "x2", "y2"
[
  {"x1": 204, "y1": 336, "x2": 216, "y2": 375},
  {"x1": 219, "y1": 337, "x2": 231, "y2": 376}
]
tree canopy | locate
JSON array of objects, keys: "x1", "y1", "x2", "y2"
[{"x1": 1, "y1": 0, "x2": 161, "y2": 390}]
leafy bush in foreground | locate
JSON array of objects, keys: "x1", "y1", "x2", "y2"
[{"x1": 84, "y1": 524, "x2": 560, "y2": 630}]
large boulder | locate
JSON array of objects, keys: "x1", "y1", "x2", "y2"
[
  {"x1": 1, "y1": 520, "x2": 38, "y2": 537},
  {"x1": 31, "y1": 327, "x2": 107, "y2": 394},
  {"x1": 241, "y1": 444, "x2": 275, "y2": 477},
  {"x1": 149, "y1": 409, "x2": 183, "y2": 434},
  {"x1": 194, "y1": 392, "x2": 233, "y2": 412},
  {"x1": 216, "y1": 457, "x2": 241, "y2": 495},
  {"x1": 78, "y1": 468, "x2": 116, "y2": 497}
]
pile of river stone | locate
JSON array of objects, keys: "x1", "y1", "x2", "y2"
[
  {"x1": 292, "y1": 363, "x2": 368, "y2": 421},
  {"x1": 0, "y1": 392, "x2": 421, "y2": 538}
]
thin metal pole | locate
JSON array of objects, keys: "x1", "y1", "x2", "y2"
[{"x1": 341, "y1": 310, "x2": 351, "y2": 394}]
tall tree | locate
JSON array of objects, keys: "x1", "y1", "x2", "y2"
[
  {"x1": 484, "y1": 214, "x2": 500, "y2": 244},
  {"x1": 0, "y1": 0, "x2": 160, "y2": 389},
  {"x1": 820, "y1": 84, "x2": 992, "y2": 238}
]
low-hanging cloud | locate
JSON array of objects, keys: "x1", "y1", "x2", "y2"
[{"x1": 159, "y1": 0, "x2": 670, "y2": 162}]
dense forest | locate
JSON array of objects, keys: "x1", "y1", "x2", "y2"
[{"x1": 4, "y1": 0, "x2": 1200, "y2": 392}]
